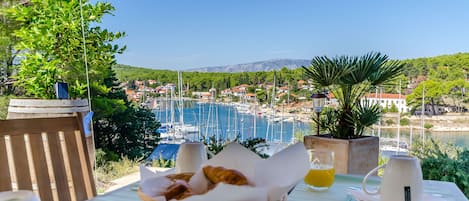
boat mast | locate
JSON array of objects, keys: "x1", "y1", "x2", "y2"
[
  {"x1": 291, "y1": 116, "x2": 295, "y2": 144},
  {"x1": 378, "y1": 86, "x2": 382, "y2": 140},
  {"x1": 165, "y1": 89, "x2": 168, "y2": 127},
  {"x1": 178, "y1": 71, "x2": 184, "y2": 127},
  {"x1": 396, "y1": 80, "x2": 401, "y2": 154},
  {"x1": 410, "y1": 125, "x2": 413, "y2": 150},
  {"x1": 170, "y1": 86, "x2": 175, "y2": 140},
  {"x1": 216, "y1": 100, "x2": 220, "y2": 142},
  {"x1": 421, "y1": 85, "x2": 425, "y2": 142},
  {"x1": 271, "y1": 73, "x2": 276, "y2": 142},
  {"x1": 205, "y1": 90, "x2": 213, "y2": 141},
  {"x1": 280, "y1": 102, "x2": 284, "y2": 143},
  {"x1": 227, "y1": 97, "x2": 231, "y2": 139},
  {"x1": 253, "y1": 97, "x2": 257, "y2": 138},
  {"x1": 198, "y1": 101, "x2": 202, "y2": 141},
  {"x1": 234, "y1": 105, "x2": 238, "y2": 140}
]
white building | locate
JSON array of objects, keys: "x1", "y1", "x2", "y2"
[{"x1": 361, "y1": 93, "x2": 409, "y2": 113}]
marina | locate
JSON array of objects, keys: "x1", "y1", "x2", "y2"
[
  {"x1": 153, "y1": 100, "x2": 311, "y2": 144},
  {"x1": 153, "y1": 99, "x2": 469, "y2": 154}
]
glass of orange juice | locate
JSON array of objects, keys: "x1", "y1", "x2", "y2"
[{"x1": 304, "y1": 149, "x2": 335, "y2": 191}]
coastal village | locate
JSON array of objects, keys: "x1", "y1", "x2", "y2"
[{"x1": 122, "y1": 78, "x2": 469, "y2": 132}]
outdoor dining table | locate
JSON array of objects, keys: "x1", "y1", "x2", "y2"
[{"x1": 89, "y1": 174, "x2": 468, "y2": 201}]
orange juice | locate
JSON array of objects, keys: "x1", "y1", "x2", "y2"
[{"x1": 304, "y1": 167, "x2": 335, "y2": 187}]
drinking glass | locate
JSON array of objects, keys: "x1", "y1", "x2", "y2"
[{"x1": 304, "y1": 149, "x2": 335, "y2": 191}]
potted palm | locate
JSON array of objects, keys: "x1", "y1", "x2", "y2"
[{"x1": 303, "y1": 52, "x2": 404, "y2": 174}]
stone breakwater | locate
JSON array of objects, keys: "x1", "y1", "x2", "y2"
[{"x1": 382, "y1": 113, "x2": 469, "y2": 132}]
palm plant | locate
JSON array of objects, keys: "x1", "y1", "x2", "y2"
[{"x1": 303, "y1": 52, "x2": 404, "y2": 139}]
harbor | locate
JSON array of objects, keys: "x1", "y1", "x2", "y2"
[{"x1": 152, "y1": 99, "x2": 469, "y2": 153}]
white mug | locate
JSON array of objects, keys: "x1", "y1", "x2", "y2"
[
  {"x1": 175, "y1": 142, "x2": 208, "y2": 173},
  {"x1": 362, "y1": 155, "x2": 423, "y2": 201}
]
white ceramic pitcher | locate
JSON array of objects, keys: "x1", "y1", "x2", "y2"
[{"x1": 362, "y1": 155, "x2": 423, "y2": 201}]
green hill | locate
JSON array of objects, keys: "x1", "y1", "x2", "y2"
[
  {"x1": 113, "y1": 53, "x2": 469, "y2": 92},
  {"x1": 402, "y1": 52, "x2": 469, "y2": 80},
  {"x1": 113, "y1": 64, "x2": 306, "y2": 91}
]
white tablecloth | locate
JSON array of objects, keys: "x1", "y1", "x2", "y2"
[{"x1": 0, "y1": 190, "x2": 40, "y2": 201}]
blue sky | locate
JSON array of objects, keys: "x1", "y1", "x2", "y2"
[{"x1": 96, "y1": 0, "x2": 469, "y2": 70}]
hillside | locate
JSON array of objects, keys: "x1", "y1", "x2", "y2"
[
  {"x1": 186, "y1": 59, "x2": 310, "y2": 72},
  {"x1": 113, "y1": 52, "x2": 469, "y2": 93},
  {"x1": 401, "y1": 52, "x2": 469, "y2": 79}
]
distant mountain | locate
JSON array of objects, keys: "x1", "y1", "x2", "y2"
[{"x1": 186, "y1": 59, "x2": 311, "y2": 72}]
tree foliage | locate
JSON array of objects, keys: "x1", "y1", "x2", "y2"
[
  {"x1": 5, "y1": 0, "x2": 125, "y2": 98},
  {"x1": 113, "y1": 64, "x2": 307, "y2": 92},
  {"x1": 402, "y1": 53, "x2": 469, "y2": 81},
  {"x1": 0, "y1": 0, "x2": 21, "y2": 95},
  {"x1": 2, "y1": 0, "x2": 158, "y2": 159},
  {"x1": 411, "y1": 140, "x2": 469, "y2": 197}
]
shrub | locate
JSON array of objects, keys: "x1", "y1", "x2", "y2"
[
  {"x1": 424, "y1": 123, "x2": 433, "y2": 129},
  {"x1": 410, "y1": 140, "x2": 469, "y2": 197},
  {"x1": 294, "y1": 131, "x2": 305, "y2": 143},
  {"x1": 388, "y1": 103, "x2": 399, "y2": 113},
  {"x1": 95, "y1": 154, "x2": 141, "y2": 193},
  {"x1": 384, "y1": 119, "x2": 395, "y2": 126},
  {"x1": 0, "y1": 96, "x2": 10, "y2": 120},
  {"x1": 400, "y1": 118, "x2": 410, "y2": 126},
  {"x1": 151, "y1": 153, "x2": 175, "y2": 168}
]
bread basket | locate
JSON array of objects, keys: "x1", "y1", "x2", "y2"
[
  {"x1": 137, "y1": 187, "x2": 157, "y2": 201},
  {"x1": 138, "y1": 172, "x2": 194, "y2": 201}
]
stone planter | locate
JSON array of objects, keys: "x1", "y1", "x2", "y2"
[{"x1": 303, "y1": 135, "x2": 379, "y2": 175}]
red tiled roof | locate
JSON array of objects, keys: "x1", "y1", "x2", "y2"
[
  {"x1": 365, "y1": 93, "x2": 406, "y2": 99},
  {"x1": 232, "y1": 88, "x2": 245, "y2": 93},
  {"x1": 327, "y1": 93, "x2": 405, "y2": 99},
  {"x1": 246, "y1": 93, "x2": 256, "y2": 97}
]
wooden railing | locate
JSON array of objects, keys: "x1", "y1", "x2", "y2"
[{"x1": 0, "y1": 117, "x2": 96, "y2": 201}]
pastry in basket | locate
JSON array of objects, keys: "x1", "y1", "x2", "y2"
[
  {"x1": 163, "y1": 180, "x2": 193, "y2": 200},
  {"x1": 165, "y1": 172, "x2": 194, "y2": 182},
  {"x1": 203, "y1": 165, "x2": 249, "y2": 185}
]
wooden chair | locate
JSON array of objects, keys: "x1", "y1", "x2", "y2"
[{"x1": 0, "y1": 116, "x2": 97, "y2": 201}]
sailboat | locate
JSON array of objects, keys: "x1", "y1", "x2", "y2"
[
  {"x1": 260, "y1": 73, "x2": 289, "y2": 156},
  {"x1": 157, "y1": 71, "x2": 199, "y2": 143},
  {"x1": 378, "y1": 82, "x2": 409, "y2": 156},
  {"x1": 158, "y1": 85, "x2": 185, "y2": 143},
  {"x1": 173, "y1": 71, "x2": 199, "y2": 140}
]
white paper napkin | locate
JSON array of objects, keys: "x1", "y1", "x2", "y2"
[
  {"x1": 346, "y1": 187, "x2": 448, "y2": 201},
  {"x1": 0, "y1": 190, "x2": 40, "y2": 201},
  {"x1": 140, "y1": 165, "x2": 176, "y2": 182},
  {"x1": 139, "y1": 142, "x2": 310, "y2": 201}
]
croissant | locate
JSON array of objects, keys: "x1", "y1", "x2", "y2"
[
  {"x1": 163, "y1": 180, "x2": 193, "y2": 200},
  {"x1": 165, "y1": 172, "x2": 194, "y2": 182},
  {"x1": 203, "y1": 166, "x2": 249, "y2": 185}
]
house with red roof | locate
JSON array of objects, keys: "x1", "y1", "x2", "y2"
[
  {"x1": 245, "y1": 93, "x2": 257, "y2": 101},
  {"x1": 362, "y1": 93, "x2": 409, "y2": 112}
]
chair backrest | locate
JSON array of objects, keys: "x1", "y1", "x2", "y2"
[{"x1": 0, "y1": 116, "x2": 96, "y2": 201}]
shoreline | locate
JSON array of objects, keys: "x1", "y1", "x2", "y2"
[
  {"x1": 373, "y1": 125, "x2": 469, "y2": 132},
  {"x1": 175, "y1": 99, "x2": 469, "y2": 133}
]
